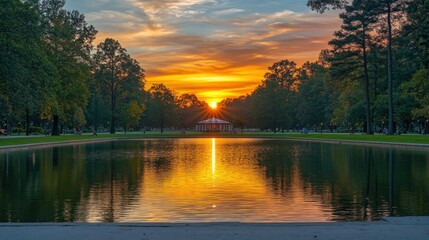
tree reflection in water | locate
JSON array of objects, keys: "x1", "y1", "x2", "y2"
[{"x1": 0, "y1": 139, "x2": 428, "y2": 222}]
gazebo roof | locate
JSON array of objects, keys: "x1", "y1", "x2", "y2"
[{"x1": 197, "y1": 118, "x2": 231, "y2": 124}]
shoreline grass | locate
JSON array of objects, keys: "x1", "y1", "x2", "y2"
[{"x1": 1, "y1": 131, "x2": 429, "y2": 147}]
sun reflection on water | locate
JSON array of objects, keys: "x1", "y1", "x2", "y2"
[
  {"x1": 2, "y1": 138, "x2": 429, "y2": 222},
  {"x1": 211, "y1": 138, "x2": 216, "y2": 175},
  {"x1": 116, "y1": 138, "x2": 330, "y2": 222}
]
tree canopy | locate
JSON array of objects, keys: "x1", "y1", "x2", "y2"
[{"x1": 92, "y1": 38, "x2": 145, "y2": 134}]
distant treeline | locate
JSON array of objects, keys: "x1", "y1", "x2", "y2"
[{"x1": 1, "y1": 0, "x2": 429, "y2": 135}]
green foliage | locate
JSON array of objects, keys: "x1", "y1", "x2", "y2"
[
  {"x1": 408, "y1": 69, "x2": 429, "y2": 117},
  {"x1": 28, "y1": 126, "x2": 44, "y2": 135},
  {"x1": 120, "y1": 100, "x2": 146, "y2": 131},
  {"x1": 1, "y1": 0, "x2": 149, "y2": 136},
  {"x1": 332, "y1": 81, "x2": 366, "y2": 127},
  {"x1": 92, "y1": 38, "x2": 145, "y2": 134},
  {"x1": 406, "y1": 0, "x2": 429, "y2": 68},
  {"x1": 73, "y1": 108, "x2": 87, "y2": 130},
  {"x1": 248, "y1": 60, "x2": 299, "y2": 132},
  {"x1": 11, "y1": 127, "x2": 25, "y2": 134},
  {"x1": 145, "y1": 84, "x2": 178, "y2": 133},
  {"x1": 85, "y1": 76, "x2": 110, "y2": 131},
  {"x1": 328, "y1": 0, "x2": 379, "y2": 134},
  {"x1": 295, "y1": 64, "x2": 331, "y2": 127},
  {"x1": 0, "y1": 0, "x2": 58, "y2": 131},
  {"x1": 38, "y1": 0, "x2": 97, "y2": 135}
]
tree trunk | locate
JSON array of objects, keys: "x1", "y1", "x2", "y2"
[
  {"x1": 272, "y1": 91, "x2": 277, "y2": 134},
  {"x1": 422, "y1": 42, "x2": 429, "y2": 70},
  {"x1": 25, "y1": 108, "x2": 30, "y2": 136},
  {"x1": 372, "y1": 48, "x2": 379, "y2": 130},
  {"x1": 94, "y1": 96, "x2": 99, "y2": 132},
  {"x1": 110, "y1": 94, "x2": 115, "y2": 134},
  {"x1": 52, "y1": 114, "x2": 60, "y2": 136},
  {"x1": 110, "y1": 114, "x2": 115, "y2": 134},
  {"x1": 387, "y1": 2, "x2": 394, "y2": 135},
  {"x1": 362, "y1": 25, "x2": 373, "y2": 135},
  {"x1": 7, "y1": 118, "x2": 11, "y2": 136},
  {"x1": 273, "y1": 119, "x2": 277, "y2": 133}
]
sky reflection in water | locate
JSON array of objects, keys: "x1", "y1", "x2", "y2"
[{"x1": 0, "y1": 138, "x2": 428, "y2": 222}]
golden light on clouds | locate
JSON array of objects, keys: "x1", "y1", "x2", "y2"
[
  {"x1": 147, "y1": 69, "x2": 264, "y2": 103},
  {"x1": 67, "y1": 0, "x2": 342, "y2": 103}
]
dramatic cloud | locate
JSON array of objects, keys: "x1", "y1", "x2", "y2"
[{"x1": 65, "y1": 0, "x2": 341, "y2": 103}]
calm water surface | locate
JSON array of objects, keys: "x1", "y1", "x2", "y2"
[{"x1": 0, "y1": 138, "x2": 428, "y2": 222}]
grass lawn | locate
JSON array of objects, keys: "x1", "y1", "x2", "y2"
[
  {"x1": 1, "y1": 131, "x2": 429, "y2": 147},
  {"x1": 277, "y1": 133, "x2": 429, "y2": 144}
]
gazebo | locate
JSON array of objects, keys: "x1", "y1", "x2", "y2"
[{"x1": 196, "y1": 118, "x2": 233, "y2": 132}]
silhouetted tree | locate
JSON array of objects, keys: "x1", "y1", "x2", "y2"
[
  {"x1": 146, "y1": 84, "x2": 178, "y2": 133},
  {"x1": 92, "y1": 38, "x2": 145, "y2": 134}
]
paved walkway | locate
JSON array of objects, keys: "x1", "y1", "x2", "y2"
[{"x1": 0, "y1": 217, "x2": 428, "y2": 240}]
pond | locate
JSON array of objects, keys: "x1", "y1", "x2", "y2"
[{"x1": 0, "y1": 138, "x2": 428, "y2": 222}]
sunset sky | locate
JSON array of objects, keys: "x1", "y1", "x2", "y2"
[{"x1": 65, "y1": 0, "x2": 341, "y2": 104}]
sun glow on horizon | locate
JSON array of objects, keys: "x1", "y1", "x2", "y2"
[
  {"x1": 68, "y1": 0, "x2": 342, "y2": 104},
  {"x1": 146, "y1": 71, "x2": 263, "y2": 104},
  {"x1": 210, "y1": 102, "x2": 217, "y2": 109}
]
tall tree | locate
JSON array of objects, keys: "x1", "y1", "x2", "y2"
[
  {"x1": 146, "y1": 84, "x2": 178, "y2": 133},
  {"x1": 308, "y1": 0, "x2": 408, "y2": 134},
  {"x1": 249, "y1": 60, "x2": 298, "y2": 132},
  {"x1": 329, "y1": 0, "x2": 378, "y2": 134},
  {"x1": 40, "y1": 0, "x2": 97, "y2": 135},
  {"x1": 406, "y1": 0, "x2": 429, "y2": 69},
  {"x1": 0, "y1": 0, "x2": 57, "y2": 135},
  {"x1": 120, "y1": 100, "x2": 146, "y2": 133},
  {"x1": 92, "y1": 38, "x2": 145, "y2": 134},
  {"x1": 376, "y1": 0, "x2": 406, "y2": 134},
  {"x1": 295, "y1": 62, "x2": 331, "y2": 128},
  {"x1": 86, "y1": 74, "x2": 109, "y2": 132}
]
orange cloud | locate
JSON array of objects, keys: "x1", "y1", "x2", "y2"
[{"x1": 78, "y1": 1, "x2": 342, "y2": 103}]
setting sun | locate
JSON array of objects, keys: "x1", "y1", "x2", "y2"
[{"x1": 210, "y1": 102, "x2": 217, "y2": 109}]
